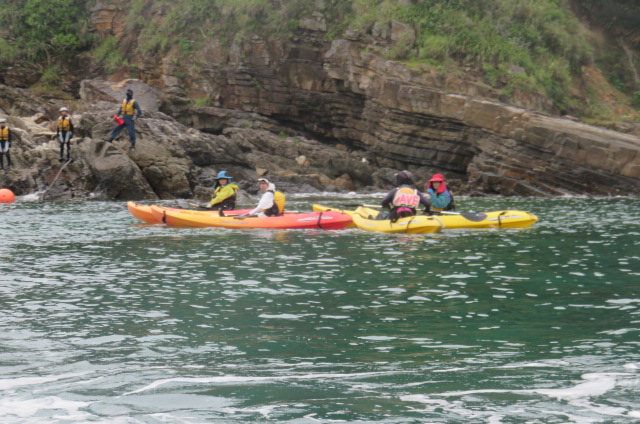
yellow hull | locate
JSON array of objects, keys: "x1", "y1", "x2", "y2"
[
  {"x1": 351, "y1": 211, "x2": 442, "y2": 234},
  {"x1": 312, "y1": 204, "x2": 538, "y2": 229}
]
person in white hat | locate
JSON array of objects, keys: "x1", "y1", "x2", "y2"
[
  {"x1": 237, "y1": 178, "x2": 286, "y2": 218},
  {"x1": 0, "y1": 117, "x2": 12, "y2": 170},
  {"x1": 56, "y1": 107, "x2": 74, "y2": 161}
]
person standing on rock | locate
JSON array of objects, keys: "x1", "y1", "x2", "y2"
[
  {"x1": 381, "y1": 170, "x2": 431, "y2": 221},
  {"x1": 425, "y1": 173, "x2": 455, "y2": 212},
  {"x1": 0, "y1": 117, "x2": 13, "y2": 170},
  {"x1": 56, "y1": 107, "x2": 74, "y2": 161},
  {"x1": 106, "y1": 89, "x2": 142, "y2": 149},
  {"x1": 206, "y1": 170, "x2": 240, "y2": 213}
]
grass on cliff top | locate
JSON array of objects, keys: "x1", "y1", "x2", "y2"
[
  {"x1": 1, "y1": 0, "x2": 638, "y2": 122},
  {"x1": 124, "y1": 0, "x2": 637, "y2": 118}
]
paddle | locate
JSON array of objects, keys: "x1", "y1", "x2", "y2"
[
  {"x1": 232, "y1": 210, "x2": 303, "y2": 219},
  {"x1": 339, "y1": 203, "x2": 382, "y2": 209},
  {"x1": 176, "y1": 199, "x2": 209, "y2": 209},
  {"x1": 428, "y1": 210, "x2": 488, "y2": 221}
]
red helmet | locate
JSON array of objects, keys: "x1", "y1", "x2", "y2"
[{"x1": 428, "y1": 174, "x2": 445, "y2": 183}]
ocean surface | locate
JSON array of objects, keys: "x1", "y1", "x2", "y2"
[{"x1": 0, "y1": 194, "x2": 638, "y2": 423}]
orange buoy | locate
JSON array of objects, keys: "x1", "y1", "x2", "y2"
[{"x1": 0, "y1": 188, "x2": 15, "y2": 204}]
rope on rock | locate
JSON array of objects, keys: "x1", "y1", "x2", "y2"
[{"x1": 40, "y1": 159, "x2": 72, "y2": 201}]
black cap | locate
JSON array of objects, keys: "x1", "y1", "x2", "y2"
[{"x1": 126, "y1": 89, "x2": 133, "y2": 95}]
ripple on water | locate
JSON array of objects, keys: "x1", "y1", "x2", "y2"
[{"x1": 1, "y1": 197, "x2": 639, "y2": 422}]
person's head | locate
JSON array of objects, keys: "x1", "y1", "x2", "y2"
[
  {"x1": 428, "y1": 174, "x2": 446, "y2": 191},
  {"x1": 257, "y1": 178, "x2": 270, "y2": 191},
  {"x1": 395, "y1": 170, "x2": 414, "y2": 186},
  {"x1": 0, "y1": 117, "x2": 5, "y2": 126},
  {"x1": 215, "y1": 170, "x2": 233, "y2": 185},
  {"x1": 59, "y1": 107, "x2": 68, "y2": 115},
  {"x1": 126, "y1": 89, "x2": 133, "y2": 99}
]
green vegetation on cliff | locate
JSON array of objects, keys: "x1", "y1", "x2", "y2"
[
  {"x1": 1, "y1": 0, "x2": 638, "y2": 118},
  {"x1": 102, "y1": 0, "x2": 640, "y2": 117},
  {"x1": 0, "y1": 0, "x2": 89, "y2": 63}
]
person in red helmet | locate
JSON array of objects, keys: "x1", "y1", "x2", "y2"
[
  {"x1": 381, "y1": 170, "x2": 431, "y2": 221},
  {"x1": 425, "y1": 173, "x2": 455, "y2": 211}
]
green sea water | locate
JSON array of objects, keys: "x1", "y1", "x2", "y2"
[{"x1": 0, "y1": 195, "x2": 638, "y2": 423}]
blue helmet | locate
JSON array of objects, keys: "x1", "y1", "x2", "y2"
[{"x1": 215, "y1": 170, "x2": 233, "y2": 180}]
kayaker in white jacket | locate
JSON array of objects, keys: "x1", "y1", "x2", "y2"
[{"x1": 238, "y1": 178, "x2": 283, "y2": 218}]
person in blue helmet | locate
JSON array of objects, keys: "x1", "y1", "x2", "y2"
[
  {"x1": 206, "y1": 170, "x2": 240, "y2": 212},
  {"x1": 106, "y1": 89, "x2": 142, "y2": 149}
]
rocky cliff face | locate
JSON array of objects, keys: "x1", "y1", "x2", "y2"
[
  {"x1": 162, "y1": 26, "x2": 640, "y2": 196},
  {"x1": 0, "y1": 81, "x2": 378, "y2": 201},
  {"x1": 1, "y1": 4, "x2": 639, "y2": 200}
]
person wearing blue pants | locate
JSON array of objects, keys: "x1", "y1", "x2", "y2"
[{"x1": 106, "y1": 89, "x2": 142, "y2": 149}]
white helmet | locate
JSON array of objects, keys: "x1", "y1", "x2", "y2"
[
  {"x1": 0, "y1": 117, "x2": 6, "y2": 123},
  {"x1": 59, "y1": 107, "x2": 68, "y2": 112}
]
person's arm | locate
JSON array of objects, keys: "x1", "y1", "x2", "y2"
[
  {"x1": 207, "y1": 185, "x2": 236, "y2": 207},
  {"x1": 380, "y1": 189, "x2": 396, "y2": 209},
  {"x1": 69, "y1": 117, "x2": 74, "y2": 134},
  {"x1": 134, "y1": 101, "x2": 142, "y2": 119},
  {"x1": 249, "y1": 191, "x2": 274, "y2": 215},
  {"x1": 418, "y1": 191, "x2": 431, "y2": 211}
]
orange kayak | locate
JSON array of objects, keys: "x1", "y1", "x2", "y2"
[
  {"x1": 151, "y1": 205, "x2": 353, "y2": 229},
  {"x1": 127, "y1": 202, "x2": 251, "y2": 224},
  {"x1": 127, "y1": 202, "x2": 163, "y2": 223}
]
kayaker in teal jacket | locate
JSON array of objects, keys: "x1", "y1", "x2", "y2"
[
  {"x1": 207, "y1": 170, "x2": 239, "y2": 212},
  {"x1": 425, "y1": 173, "x2": 455, "y2": 212}
]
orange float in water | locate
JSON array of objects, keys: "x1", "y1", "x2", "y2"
[{"x1": 0, "y1": 188, "x2": 15, "y2": 204}]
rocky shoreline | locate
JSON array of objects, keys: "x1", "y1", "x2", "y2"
[{"x1": 1, "y1": 77, "x2": 639, "y2": 202}]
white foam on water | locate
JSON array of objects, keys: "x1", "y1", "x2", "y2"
[
  {"x1": 607, "y1": 298, "x2": 640, "y2": 304},
  {"x1": 122, "y1": 371, "x2": 392, "y2": 396},
  {"x1": 258, "y1": 313, "x2": 315, "y2": 320},
  {"x1": 0, "y1": 395, "x2": 91, "y2": 420},
  {"x1": 16, "y1": 192, "x2": 43, "y2": 202},
  {"x1": 0, "y1": 373, "x2": 89, "y2": 390},
  {"x1": 358, "y1": 336, "x2": 398, "y2": 341},
  {"x1": 415, "y1": 371, "x2": 636, "y2": 422}
]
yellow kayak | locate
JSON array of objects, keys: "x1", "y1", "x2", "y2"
[
  {"x1": 351, "y1": 208, "x2": 443, "y2": 234},
  {"x1": 312, "y1": 204, "x2": 538, "y2": 229}
]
